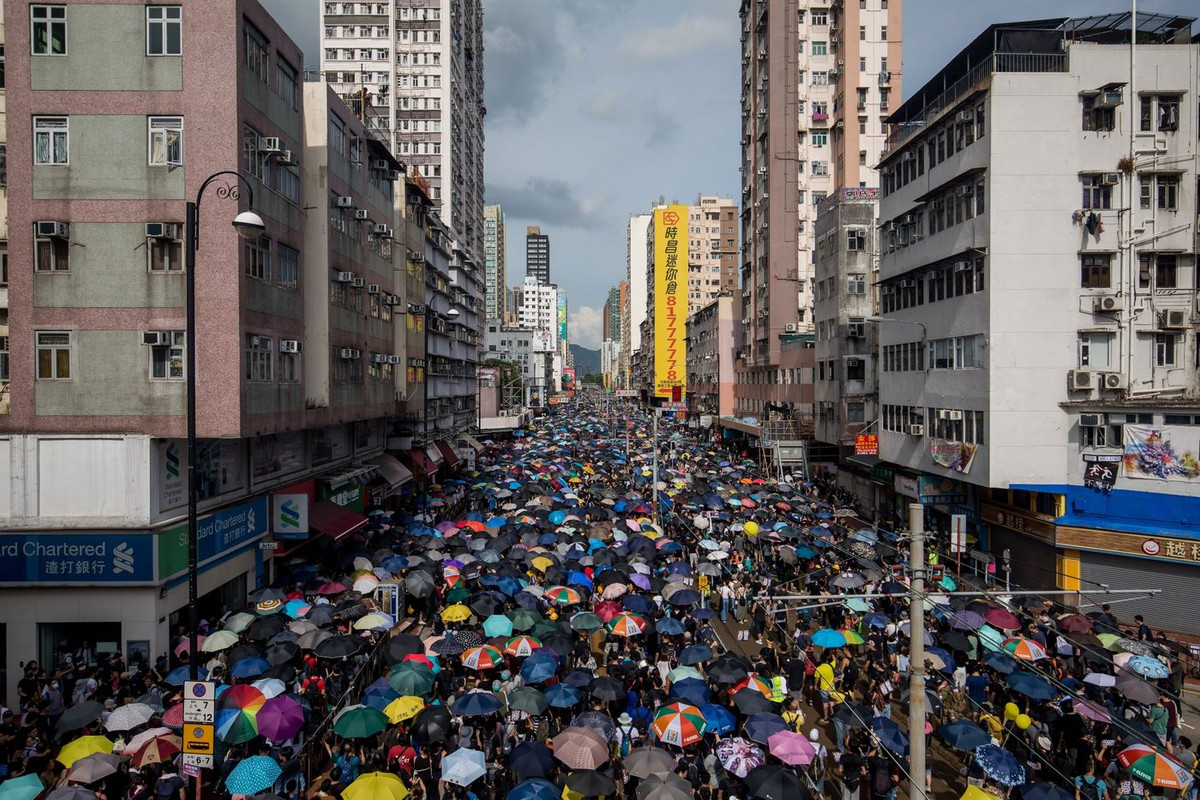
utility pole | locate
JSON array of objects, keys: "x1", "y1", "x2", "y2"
[
  {"x1": 907, "y1": 501, "x2": 926, "y2": 800},
  {"x1": 651, "y1": 409, "x2": 659, "y2": 528}
]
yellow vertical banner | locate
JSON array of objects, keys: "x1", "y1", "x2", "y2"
[{"x1": 654, "y1": 205, "x2": 688, "y2": 398}]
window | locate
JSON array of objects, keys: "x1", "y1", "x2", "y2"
[
  {"x1": 1080, "y1": 174, "x2": 1111, "y2": 209},
  {"x1": 34, "y1": 224, "x2": 70, "y2": 271},
  {"x1": 149, "y1": 234, "x2": 182, "y2": 272},
  {"x1": 1138, "y1": 253, "x2": 1176, "y2": 289},
  {"x1": 276, "y1": 57, "x2": 298, "y2": 109},
  {"x1": 279, "y1": 348, "x2": 300, "y2": 383},
  {"x1": 276, "y1": 243, "x2": 299, "y2": 289},
  {"x1": 245, "y1": 335, "x2": 272, "y2": 381},
  {"x1": 1081, "y1": 95, "x2": 1114, "y2": 132},
  {"x1": 36, "y1": 331, "x2": 71, "y2": 379},
  {"x1": 812, "y1": 71, "x2": 828, "y2": 85},
  {"x1": 1141, "y1": 95, "x2": 1180, "y2": 132},
  {"x1": 1079, "y1": 332, "x2": 1112, "y2": 368},
  {"x1": 244, "y1": 20, "x2": 268, "y2": 83},
  {"x1": 31, "y1": 5, "x2": 67, "y2": 55},
  {"x1": 245, "y1": 237, "x2": 271, "y2": 282},
  {"x1": 146, "y1": 6, "x2": 181, "y2": 55},
  {"x1": 847, "y1": 274, "x2": 866, "y2": 295},
  {"x1": 148, "y1": 116, "x2": 183, "y2": 166},
  {"x1": 812, "y1": 41, "x2": 827, "y2": 56},
  {"x1": 859, "y1": 25, "x2": 866, "y2": 40},
  {"x1": 1, "y1": 143, "x2": 7, "y2": 187},
  {"x1": 847, "y1": 229, "x2": 866, "y2": 251},
  {"x1": 33, "y1": 116, "x2": 69, "y2": 165},
  {"x1": 811, "y1": 132, "x2": 828, "y2": 147},
  {"x1": 880, "y1": 26, "x2": 887, "y2": 40},
  {"x1": 1080, "y1": 254, "x2": 1111, "y2": 289},
  {"x1": 0, "y1": 337, "x2": 7, "y2": 382},
  {"x1": 150, "y1": 331, "x2": 185, "y2": 380},
  {"x1": 1155, "y1": 333, "x2": 1177, "y2": 367},
  {"x1": 242, "y1": 125, "x2": 271, "y2": 183},
  {"x1": 1156, "y1": 175, "x2": 1179, "y2": 210},
  {"x1": 810, "y1": 9, "x2": 827, "y2": 24}
]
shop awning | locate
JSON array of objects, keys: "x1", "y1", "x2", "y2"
[
  {"x1": 844, "y1": 455, "x2": 882, "y2": 470},
  {"x1": 436, "y1": 441, "x2": 461, "y2": 470},
  {"x1": 406, "y1": 448, "x2": 435, "y2": 476},
  {"x1": 367, "y1": 453, "x2": 414, "y2": 489},
  {"x1": 460, "y1": 434, "x2": 485, "y2": 452},
  {"x1": 718, "y1": 417, "x2": 762, "y2": 437},
  {"x1": 310, "y1": 500, "x2": 369, "y2": 542},
  {"x1": 425, "y1": 444, "x2": 444, "y2": 467}
]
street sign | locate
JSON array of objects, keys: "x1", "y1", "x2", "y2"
[
  {"x1": 181, "y1": 754, "x2": 212, "y2": 772},
  {"x1": 182, "y1": 724, "x2": 215, "y2": 755},
  {"x1": 183, "y1": 699, "x2": 214, "y2": 724},
  {"x1": 950, "y1": 514, "x2": 967, "y2": 554},
  {"x1": 184, "y1": 681, "x2": 215, "y2": 701},
  {"x1": 258, "y1": 541, "x2": 279, "y2": 550}
]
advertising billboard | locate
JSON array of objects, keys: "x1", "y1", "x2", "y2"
[{"x1": 654, "y1": 205, "x2": 688, "y2": 398}]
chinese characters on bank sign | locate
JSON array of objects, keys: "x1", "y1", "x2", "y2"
[
  {"x1": 0, "y1": 534, "x2": 155, "y2": 583},
  {"x1": 654, "y1": 205, "x2": 688, "y2": 398}
]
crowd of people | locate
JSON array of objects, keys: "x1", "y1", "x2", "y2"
[{"x1": 1, "y1": 394, "x2": 1195, "y2": 800}]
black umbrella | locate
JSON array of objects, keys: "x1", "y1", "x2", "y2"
[
  {"x1": 470, "y1": 594, "x2": 505, "y2": 618},
  {"x1": 261, "y1": 663, "x2": 296, "y2": 682},
  {"x1": 565, "y1": 770, "x2": 616, "y2": 798},
  {"x1": 227, "y1": 643, "x2": 266, "y2": 663},
  {"x1": 304, "y1": 605, "x2": 335, "y2": 627},
  {"x1": 432, "y1": 637, "x2": 466, "y2": 656},
  {"x1": 834, "y1": 702, "x2": 871, "y2": 729},
  {"x1": 314, "y1": 635, "x2": 365, "y2": 660},
  {"x1": 385, "y1": 634, "x2": 425, "y2": 665},
  {"x1": 245, "y1": 614, "x2": 288, "y2": 642},
  {"x1": 333, "y1": 599, "x2": 368, "y2": 620},
  {"x1": 940, "y1": 630, "x2": 972, "y2": 653},
  {"x1": 709, "y1": 654, "x2": 751, "y2": 684},
  {"x1": 745, "y1": 765, "x2": 810, "y2": 800},
  {"x1": 572, "y1": 711, "x2": 617, "y2": 742},
  {"x1": 405, "y1": 571, "x2": 436, "y2": 598},
  {"x1": 509, "y1": 741, "x2": 555, "y2": 778},
  {"x1": 563, "y1": 670, "x2": 594, "y2": 688},
  {"x1": 265, "y1": 642, "x2": 300, "y2": 666},
  {"x1": 590, "y1": 677, "x2": 626, "y2": 701},
  {"x1": 410, "y1": 705, "x2": 452, "y2": 745},
  {"x1": 248, "y1": 587, "x2": 288, "y2": 603},
  {"x1": 733, "y1": 690, "x2": 774, "y2": 715},
  {"x1": 56, "y1": 700, "x2": 104, "y2": 733}
]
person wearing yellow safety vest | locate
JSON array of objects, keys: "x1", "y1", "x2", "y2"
[{"x1": 769, "y1": 674, "x2": 788, "y2": 704}]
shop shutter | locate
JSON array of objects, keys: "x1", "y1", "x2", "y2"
[
  {"x1": 1078, "y1": 551, "x2": 1199, "y2": 636},
  {"x1": 988, "y1": 527, "x2": 1058, "y2": 590}
]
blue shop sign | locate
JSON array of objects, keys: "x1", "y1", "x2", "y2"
[
  {"x1": 159, "y1": 496, "x2": 270, "y2": 579},
  {"x1": 0, "y1": 533, "x2": 156, "y2": 584}
]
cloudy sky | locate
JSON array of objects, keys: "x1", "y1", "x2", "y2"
[{"x1": 264, "y1": 0, "x2": 1194, "y2": 348}]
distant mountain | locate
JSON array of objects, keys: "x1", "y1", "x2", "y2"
[{"x1": 570, "y1": 345, "x2": 601, "y2": 375}]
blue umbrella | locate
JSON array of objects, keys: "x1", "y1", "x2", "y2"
[
  {"x1": 871, "y1": 717, "x2": 909, "y2": 755},
  {"x1": 520, "y1": 651, "x2": 559, "y2": 684},
  {"x1": 743, "y1": 712, "x2": 789, "y2": 745},
  {"x1": 381, "y1": 556, "x2": 409, "y2": 572},
  {"x1": 567, "y1": 571, "x2": 594, "y2": 589},
  {"x1": 667, "y1": 590, "x2": 701, "y2": 607},
  {"x1": 678, "y1": 644, "x2": 714, "y2": 665},
  {"x1": 624, "y1": 596, "x2": 654, "y2": 614},
  {"x1": 863, "y1": 613, "x2": 890, "y2": 630},
  {"x1": 926, "y1": 647, "x2": 957, "y2": 674},
  {"x1": 666, "y1": 562, "x2": 692, "y2": 575},
  {"x1": 1126, "y1": 655, "x2": 1170, "y2": 680},
  {"x1": 164, "y1": 666, "x2": 206, "y2": 686},
  {"x1": 984, "y1": 651, "x2": 1020, "y2": 674},
  {"x1": 225, "y1": 755, "x2": 282, "y2": 795},
  {"x1": 507, "y1": 779, "x2": 560, "y2": 800},
  {"x1": 811, "y1": 629, "x2": 847, "y2": 648},
  {"x1": 975, "y1": 744, "x2": 1027, "y2": 786},
  {"x1": 230, "y1": 657, "x2": 270, "y2": 679},
  {"x1": 938, "y1": 719, "x2": 990, "y2": 751},
  {"x1": 1022, "y1": 784, "x2": 1073, "y2": 800},
  {"x1": 693, "y1": 607, "x2": 716, "y2": 620},
  {"x1": 363, "y1": 679, "x2": 400, "y2": 711},
  {"x1": 850, "y1": 529, "x2": 878, "y2": 544},
  {"x1": 452, "y1": 691, "x2": 502, "y2": 717},
  {"x1": 669, "y1": 678, "x2": 711, "y2": 706},
  {"x1": 1006, "y1": 671, "x2": 1056, "y2": 701},
  {"x1": 699, "y1": 703, "x2": 737, "y2": 735},
  {"x1": 548, "y1": 510, "x2": 567, "y2": 525},
  {"x1": 543, "y1": 683, "x2": 582, "y2": 708},
  {"x1": 657, "y1": 618, "x2": 686, "y2": 636}
]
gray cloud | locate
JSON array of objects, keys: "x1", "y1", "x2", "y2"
[
  {"x1": 487, "y1": 177, "x2": 605, "y2": 230},
  {"x1": 616, "y1": 1, "x2": 738, "y2": 65}
]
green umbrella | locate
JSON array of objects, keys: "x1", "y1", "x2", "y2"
[
  {"x1": 508, "y1": 608, "x2": 543, "y2": 632},
  {"x1": 445, "y1": 586, "x2": 470, "y2": 603},
  {"x1": 570, "y1": 612, "x2": 603, "y2": 632},
  {"x1": 0, "y1": 775, "x2": 45, "y2": 800},
  {"x1": 531, "y1": 620, "x2": 560, "y2": 639},
  {"x1": 508, "y1": 687, "x2": 550, "y2": 716},
  {"x1": 333, "y1": 705, "x2": 389, "y2": 739},
  {"x1": 387, "y1": 663, "x2": 435, "y2": 696}
]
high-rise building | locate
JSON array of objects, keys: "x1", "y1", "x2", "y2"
[
  {"x1": 526, "y1": 226, "x2": 550, "y2": 285},
  {"x1": 686, "y1": 196, "x2": 739, "y2": 313},
  {"x1": 603, "y1": 285, "x2": 625, "y2": 344},
  {"x1": 736, "y1": 0, "x2": 901, "y2": 420},
  {"x1": 625, "y1": 214, "x2": 651, "y2": 392},
  {"x1": 483, "y1": 204, "x2": 506, "y2": 320},
  {"x1": 319, "y1": 0, "x2": 486, "y2": 260}
]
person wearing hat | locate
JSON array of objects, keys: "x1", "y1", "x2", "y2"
[
  {"x1": 809, "y1": 729, "x2": 828, "y2": 797},
  {"x1": 614, "y1": 712, "x2": 640, "y2": 759}
]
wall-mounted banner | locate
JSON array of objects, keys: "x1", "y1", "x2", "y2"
[
  {"x1": 654, "y1": 205, "x2": 688, "y2": 398},
  {"x1": 930, "y1": 438, "x2": 978, "y2": 474},
  {"x1": 1123, "y1": 425, "x2": 1200, "y2": 482}
]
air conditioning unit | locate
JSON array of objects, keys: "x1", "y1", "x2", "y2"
[
  {"x1": 354, "y1": 209, "x2": 370, "y2": 220},
  {"x1": 898, "y1": 279, "x2": 915, "y2": 289},
  {"x1": 952, "y1": 261, "x2": 971, "y2": 273},
  {"x1": 955, "y1": 111, "x2": 973, "y2": 124},
  {"x1": 145, "y1": 222, "x2": 179, "y2": 239},
  {"x1": 1093, "y1": 295, "x2": 1120, "y2": 312},
  {"x1": 784, "y1": 323, "x2": 798, "y2": 332},
  {"x1": 280, "y1": 339, "x2": 302, "y2": 354},
  {"x1": 372, "y1": 353, "x2": 389, "y2": 363},
  {"x1": 901, "y1": 213, "x2": 915, "y2": 224},
  {"x1": 827, "y1": 67, "x2": 839, "y2": 77},
  {"x1": 757, "y1": 167, "x2": 768, "y2": 175},
  {"x1": 367, "y1": 283, "x2": 381, "y2": 294},
  {"x1": 258, "y1": 136, "x2": 283, "y2": 153},
  {"x1": 371, "y1": 159, "x2": 390, "y2": 171},
  {"x1": 352, "y1": 277, "x2": 366, "y2": 288},
  {"x1": 742, "y1": 318, "x2": 751, "y2": 325},
  {"x1": 388, "y1": 170, "x2": 401, "y2": 181},
  {"x1": 1161, "y1": 310, "x2": 1187, "y2": 329},
  {"x1": 1100, "y1": 173, "x2": 1120, "y2": 186},
  {"x1": 250, "y1": 335, "x2": 268, "y2": 348},
  {"x1": 1080, "y1": 413, "x2": 1106, "y2": 427},
  {"x1": 955, "y1": 184, "x2": 974, "y2": 197},
  {"x1": 938, "y1": 409, "x2": 963, "y2": 421},
  {"x1": 1104, "y1": 372, "x2": 1127, "y2": 390},
  {"x1": 900, "y1": 152, "x2": 916, "y2": 163},
  {"x1": 36, "y1": 221, "x2": 69, "y2": 238},
  {"x1": 384, "y1": 355, "x2": 400, "y2": 365},
  {"x1": 334, "y1": 271, "x2": 356, "y2": 282},
  {"x1": 1069, "y1": 370, "x2": 1095, "y2": 391},
  {"x1": 1096, "y1": 90, "x2": 1122, "y2": 108},
  {"x1": 372, "y1": 223, "x2": 390, "y2": 235},
  {"x1": 141, "y1": 331, "x2": 172, "y2": 346},
  {"x1": 907, "y1": 424, "x2": 925, "y2": 436},
  {"x1": 383, "y1": 294, "x2": 401, "y2": 306},
  {"x1": 338, "y1": 348, "x2": 356, "y2": 359},
  {"x1": 335, "y1": 196, "x2": 355, "y2": 208}
]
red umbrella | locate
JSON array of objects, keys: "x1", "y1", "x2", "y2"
[
  {"x1": 1058, "y1": 614, "x2": 1094, "y2": 633},
  {"x1": 594, "y1": 601, "x2": 622, "y2": 622},
  {"x1": 403, "y1": 653, "x2": 435, "y2": 670},
  {"x1": 317, "y1": 582, "x2": 346, "y2": 596},
  {"x1": 161, "y1": 704, "x2": 184, "y2": 728},
  {"x1": 983, "y1": 608, "x2": 1021, "y2": 630}
]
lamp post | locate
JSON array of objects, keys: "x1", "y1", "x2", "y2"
[
  {"x1": 185, "y1": 172, "x2": 265, "y2": 682},
  {"x1": 410, "y1": 302, "x2": 459, "y2": 519}
]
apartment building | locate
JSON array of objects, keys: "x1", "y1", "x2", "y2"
[
  {"x1": 320, "y1": 0, "x2": 485, "y2": 261},
  {"x1": 0, "y1": 0, "x2": 437, "y2": 701},
  {"x1": 736, "y1": 0, "x2": 900, "y2": 421},
  {"x1": 483, "y1": 203, "x2": 505, "y2": 320},
  {"x1": 526, "y1": 225, "x2": 550, "y2": 285},
  {"x1": 622, "y1": 214, "x2": 651, "y2": 391},
  {"x1": 875, "y1": 14, "x2": 1200, "y2": 631},
  {"x1": 686, "y1": 296, "x2": 737, "y2": 418},
  {"x1": 687, "y1": 196, "x2": 739, "y2": 313}
]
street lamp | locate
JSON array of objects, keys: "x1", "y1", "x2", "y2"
[
  {"x1": 186, "y1": 172, "x2": 264, "y2": 681},
  {"x1": 410, "y1": 302, "x2": 459, "y2": 518}
]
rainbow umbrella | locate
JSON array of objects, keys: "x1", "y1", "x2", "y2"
[
  {"x1": 838, "y1": 629, "x2": 866, "y2": 645},
  {"x1": 1001, "y1": 637, "x2": 1048, "y2": 662},
  {"x1": 544, "y1": 586, "x2": 583, "y2": 606},
  {"x1": 216, "y1": 684, "x2": 266, "y2": 744},
  {"x1": 461, "y1": 645, "x2": 504, "y2": 671},
  {"x1": 651, "y1": 702, "x2": 708, "y2": 747},
  {"x1": 732, "y1": 674, "x2": 773, "y2": 699},
  {"x1": 505, "y1": 635, "x2": 543, "y2": 658},
  {"x1": 606, "y1": 612, "x2": 648, "y2": 637},
  {"x1": 1117, "y1": 745, "x2": 1193, "y2": 789}
]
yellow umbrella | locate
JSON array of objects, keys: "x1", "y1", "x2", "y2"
[
  {"x1": 353, "y1": 613, "x2": 392, "y2": 631},
  {"x1": 440, "y1": 604, "x2": 471, "y2": 623},
  {"x1": 58, "y1": 736, "x2": 114, "y2": 768},
  {"x1": 343, "y1": 772, "x2": 409, "y2": 800},
  {"x1": 384, "y1": 696, "x2": 425, "y2": 724},
  {"x1": 961, "y1": 787, "x2": 1001, "y2": 800},
  {"x1": 531, "y1": 556, "x2": 554, "y2": 573}
]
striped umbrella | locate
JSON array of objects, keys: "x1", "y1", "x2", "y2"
[
  {"x1": 607, "y1": 612, "x2": 648, "y2": 637},
  {"x1": 505, "y1": 635, "x2": 543, "y2": 658},
  {"x1": 838, "y1": 629, "x2": 866, "y2": 645},
  {"x1": 461, "y1": 645, "x2": 504, "y2": 671},
  {"x1": 1116, "y1": 745, "x2": 1193, "y2": 789},
  {"x1": 651, "y1": 702, "x2": 708, "y2": 747},
  {"x1": 1001, "y1": 637, "x2": 1048, "y2": 662},
  {"x1": 216, "y1": 685, "x2": 266, "y2": 744},
  {"x1": 544, "y1": 586, "x2": 583, "y2": 606},
  {"x1": 732, "y1": 674, "x2": 773, "y2": 699}
]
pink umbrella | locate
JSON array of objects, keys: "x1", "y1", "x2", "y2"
[
  {"x1": 768, "y1": 730, "x2": 817, "y2": 766},
  {"x1": 1075, "y1": 700, "x2": 1112, "y2": 723},
  {"x1": 317, "y1": 582, "x2": 346, "y2": 596},
  {"x1": 601, "y1": 583, "x2": 628, "y2": 600},
  {"x1": 257, "y1": 695, "x2": 305, "y2": 742}
]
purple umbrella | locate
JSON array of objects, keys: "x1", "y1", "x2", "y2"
[
  {"x1": 948, "y1": 611, "x2": 986, "y2": 631},
  {"x1": 257, "y1": 695, "x2": 305, "y2": 741},
  {"x1": 630, "y1": 574, "x2": 652, "y2": 591}
]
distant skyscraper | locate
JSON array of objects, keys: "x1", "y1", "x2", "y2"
[
  {"x1": 483, "y1": 205, "x2": 506, "y2": 319},
  {"x1": 526, "y1": 226, "x2": 550, "y2": 285}
]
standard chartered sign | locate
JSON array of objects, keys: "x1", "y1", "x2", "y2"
[
  {"x1": 158, "y1": 497, "x2": 270, "y2": 579},
  {"x1": 0, "y1": 534, "x2": 155, "y2": 583}
]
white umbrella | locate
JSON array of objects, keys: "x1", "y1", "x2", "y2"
[
  {"x1": 1083, "y1": 673, "x2": 1117, "y2": 688},
  {"x1": 441, "y1": 748, "x2": 487, "y2": 786},
  {"x1": 103, "y1": 702, "x2": 155, "y2": 732},
  {"x1": 125, "y1": 727, "x2": 173, "y2": 753},
  {"x1": 251, "y1": 678, "x2": 287, "y2": 699}
]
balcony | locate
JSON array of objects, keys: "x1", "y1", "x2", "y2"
[{"x1": 812, "y1": 112, "x2": 829, "y2": 123}]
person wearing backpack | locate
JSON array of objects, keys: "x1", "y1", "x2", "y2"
[
  {"x1": 154, "y1": 764, "x2": 186, "y2": 800},
  {"x1": 614, "y1": 713, "x2": 639, "y2": 759},
  {"x1": 1076, "y1": 760, "x2": 1109, "y2": 800}
]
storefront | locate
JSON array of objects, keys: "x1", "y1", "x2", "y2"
[
  {"x1": 313, "y1": 470, "x2": 370, "y2": 542},
  {"x1": 365, "y1": 454, "x2": 414, "y2": 510},
  {"x1": 979, "y1": 502, "x2": 1059, "y2": 591},
  {"x1": 436, "y1": 441, "x2": 462, "y2": 474}
]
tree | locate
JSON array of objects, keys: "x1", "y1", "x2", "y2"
[
  {"x1": 483, "y1": 358, "x2": 523, "y2": 394},
  {"x1": 581, "y1": 373, "x2": 605, "y2": 386}
]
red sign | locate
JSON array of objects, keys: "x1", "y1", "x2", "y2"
[{"x1": 855, "y1": 434, "x2": 879, "y2": 456}]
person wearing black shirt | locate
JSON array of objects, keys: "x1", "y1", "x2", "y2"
[{"x1": 838, "y1": 749, "x2": 866, "y2": 800}]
